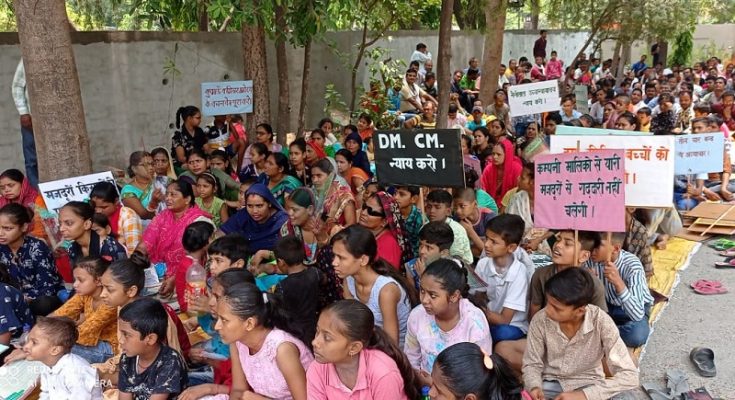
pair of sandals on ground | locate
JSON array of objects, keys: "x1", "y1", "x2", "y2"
[{"x1": 643, "y1": 348, "x2": 717, "y2": 399}]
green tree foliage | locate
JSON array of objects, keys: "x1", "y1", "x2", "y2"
[{"x1": 670, "y1": 29, "x2": 693, "y2": 66}]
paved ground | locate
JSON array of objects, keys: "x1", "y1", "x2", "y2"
[{"x1": 633, "y1": 243, "x2": 734, "y2": 399}]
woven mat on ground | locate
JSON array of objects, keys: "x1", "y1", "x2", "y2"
[{"x1": 634, "y1": 237, "x2": 700, "y2": 359}]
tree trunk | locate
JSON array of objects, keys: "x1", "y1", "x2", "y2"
[
  {"x1": 658, "y1": 39, "x2": 669, "y2": 67},
  {"x1": 453, "y1": 1, "x2": 466, "y2": 30},
  {"x1": 530, "y1": 0, "x2": 540, "y2": 30},
  {"x1": 611, "y1": 39, "x2": 622, "y2": 80},
  {"x1": 198, "y1": 0, "x2": 209, "y2": 31},
  {"x1": 241, "y1": 2, "x2": 270, "y2": 135},
  {"x1": 621, "y1": 41, "x2": 632, "y2": 72},
  {"x1": 297, "y1": 38, "x2": 312, "y2": 136},
  {"x1": 436, "y1": 0, "x2": 454, "y2": 129},
  {"x1": 349, "y1": 24, "x2": 369, "y2": 115},
  {"x1": 14, "y1": 0, "x2": 91, "y2": 181},
  {"x1": 479, "y1": 0, "x2": 507, "y2": 106},
  {"x1": 274, "y1": 4, "x2": 290, "y2": 143}
]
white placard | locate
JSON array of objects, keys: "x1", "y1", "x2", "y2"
[
  {"x1": 550, "y1": 135, "x2": 675, "y2": 207},
  {"x1": 508, "y1": 80, "x2": 561, "y2": 117},
  {"x1": 201, "y1": 80, "x2": 254, "y2": 116},
  {"x1": 39, "y1": 171, "x2": 117, "y2": 214}
]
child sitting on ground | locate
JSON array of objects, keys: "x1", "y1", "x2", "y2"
[
  {"x1": 405, "y1": 221, "x2": 454, "y2": 292},
  {"x1": 19, "y1": 316, "x2": 102, "y2": 399},
  {"x1": 179, "y1": 268, "x2": 255, "y2": 399},
  {"x1": 494, "y1": 230, "x2": 608, "y2": 374},
  {"x1": 195, "y1": 173, "x2": 228, "y2": 228},
  {"x1": 92, "y1": 213, "x2": 114, "y2": 242},
  {"x1": 584, "y1": 232, "x2": 654, "y2": 349},
  {"x1": 473, "y1": 214, "x2": 530, "y2": 344},
  {"x1": 404, "y1": 258, "x2": 492, "y2": 385},
  {"x1": 528, "y1": 230, "x2": 608, "y2": 321},
  {"x1": 52, "y1": 257, "x2": 118, "y2": 364},
  {"x1": 394, "y1": 185, "x2": 424, "y2": 257},
  {"x1": 453, "y1": 187, "x2": 496, "y2": 259},
  {"x1": 425, "y1": 190, "x2": 473, "y2": 265},
  {"x1": 431, "y1": 342, "x2": 531, "y2": 400},
  {"x1": 273, "y1": 235, "x2": 321, "y2": 346},
  {"x1": 522, "y1": 268, "x2": 639, "y2": 399},
  {"x1": 118, "y1": 298, "x2": 188, "y2": 399},
  {"x1": 175, "y1": 221, "x2": 215, "y2": 313}
]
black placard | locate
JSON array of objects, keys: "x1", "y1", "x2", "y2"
[{"x1": 373, "y1": 129, "x2": 465, "y2": 187}]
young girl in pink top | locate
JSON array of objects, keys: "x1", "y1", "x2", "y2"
[
  {"x1": 430, "y1": 342, "x2": 533, "y2": 400},
  {"x1": 307, "y1": 299, "x2": 421, "y2": 400},
  {"x1": 404, "y1": 258, "x2": 493, "y2": 384},
  {"x1": 215, "y1": 282, "x2": 313, "y2": 400}
]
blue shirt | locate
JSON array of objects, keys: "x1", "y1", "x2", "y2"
[
  {"x1": 632, "y1": 61, "x2": 648, "y2": 75},
  {"x1": 466, "y1": 119, "x2": 487, "y2": 131},
  {"x1": 0, "y1": 236, "x2": 63, "y2": 300},
  {"x1": 0, "y1": 283, "x2": 33, "y2": 336},
  {"x1": 583, "y1": 250, "x2": 653, "y2": 322}
]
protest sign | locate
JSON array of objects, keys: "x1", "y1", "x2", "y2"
[
  {"x1": 550, "y1": 135, "x2": 675, "y2": 207},
  {"x1": 534, "y1": 150, "x2": 626, "y2": 232},
  {"x1": 556, "y1": 125, "x2": 644, "y2": 136},
  {"x1": 574, "y1": 85, "x2": 589, "y2": 114},
  {"x1": 201, "y1": 81, "x2": 254, "y2": 116},
  {"x1": 673, "y1": 132, "x2": 725, "y2": 174},
  {"x1": 39, "y1": 172, "x2": 117, "y2": 214},
  {"x1": 508, "y1": 80, "x2": 560, "y2": 117},
  {"x1": 374, "y1": 129, "x2": 464, "y2": 187}
]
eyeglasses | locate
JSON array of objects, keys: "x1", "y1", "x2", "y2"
[
  {"x1": 362, "y1": 203, "x2": 385, "y2": 218},
  {"x1": 137, "y1": 162, "x2": 153, "y2": 167}
]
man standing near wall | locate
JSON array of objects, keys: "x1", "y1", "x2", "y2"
[
  {"x1": 533, "y1": 30, "x2": 547, "y2": 60},
  {"x1": 11, "y1": 59, "x2": 38, "y2": 188}
]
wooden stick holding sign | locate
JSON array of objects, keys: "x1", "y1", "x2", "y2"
[
  {"x1": 700, "y1": 204, "x2": 735, "y2": 236},
  {"x1": 574, "y1": 230, "x2": 579, "y2": 265},
  {"x1": 606, "y1": 231, "x2": 612, "y2": 263}
]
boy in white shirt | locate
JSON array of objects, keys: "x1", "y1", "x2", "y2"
[
  {"x1": 21, "y1": 316, "x2": 102, "y2": 400},
  {"x1": 472, "y1": 214, "x2": 531, "y2": 343}
]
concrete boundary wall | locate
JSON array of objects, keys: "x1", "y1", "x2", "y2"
[{"x1": 0, "y1": 25, "x2": 730, "y2": 171}]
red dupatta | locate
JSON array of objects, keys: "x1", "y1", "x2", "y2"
[
  {"x1": 481, "y1": 139, "x2": 523, "y2": 203},
  {"x1": 0, "y1": 177, "x2": 38, "y2": 209}
]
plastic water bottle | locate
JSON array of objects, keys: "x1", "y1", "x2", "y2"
[
  {"x1": 421, "y1": 385, "x2": 431, "y2": 400},
  {"x1": 185, "y1": 259, "x2": 207, "y2": 316}
]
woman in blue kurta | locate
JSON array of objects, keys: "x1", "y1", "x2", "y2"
[
  {"x1": 218, "y1": 183, "x2": 288, "y2": 253},
  {"x1": 0, "y1": 203, "x2": 64, "y2": 315}
]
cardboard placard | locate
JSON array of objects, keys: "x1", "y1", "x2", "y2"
[
  {"x1": 534, "y1": 149, "x2": 626, "y2": 232},
  {"x1": 201, "y1": 80, "x2": 254, "y2": 116},
  {"x1": 39, "y1": 172, "x2": 118, "y2": 215},
  {"x1": 550, "y1": 135, "x2": 675, "y2": 207},
  {"x1": 508, "y1": 80, "x2": 561, "y2": 117}
]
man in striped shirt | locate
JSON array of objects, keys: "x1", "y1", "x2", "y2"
[{"x1": 584, "y1": 232, "x2": 654, "y2": 348}]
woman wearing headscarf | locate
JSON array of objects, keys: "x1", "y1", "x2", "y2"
[
  {"x1": 0, "y1": 169, "x2": 48, "y2": 241},
  {"x1": 344, "y1": 132, "x2": 372, "y2": 177},
  {"x1": 311, "y1": 159, "x2": 356, "y2": 238},
  {"x1": 306, "y1": 139, "x2": 327, "y2": 167},
  {"x1": 480, "y1": 139, "x2": 523, "y2": 205},
  {"x1": 218, "y1": 183, "x2": 288, "y2": 253},
  {"x1": 359, "y1": 191, "x2": 413, "y2": 270}
]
